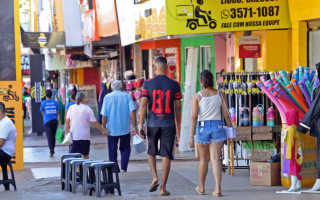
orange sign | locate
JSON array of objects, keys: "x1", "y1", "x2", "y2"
[{"x1": 0, "y1": 82, "x2": 23, "y2": 170}]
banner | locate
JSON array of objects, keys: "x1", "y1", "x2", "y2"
[
  {"x1": 0, "y1": 82, "x2": 23, "y2": 170},
  {"x1": 30, "y1": 55, "x2": 45, "y2": 133},
  {"x1": 0, "y1": 1, "x2": 16, "y2": 80},
  {"x1": 21, "y1": 32, "x2": 65, "y2": 49},
  {"x1": 239, "y1": 36, "x2": 261, "y2": 58},
  {"x1": 166, "y1": 0, "x2": 291, "y2": 35}
]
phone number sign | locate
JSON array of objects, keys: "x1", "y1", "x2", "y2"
[{"x1": 166, "y1": 0, "x2": 291, "y2": 35}]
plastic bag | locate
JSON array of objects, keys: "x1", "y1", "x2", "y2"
[
  {"x1": 56, "y1": 127, "x2": 64, "y2": 143},
  {"x1": 62, "y1": 132, "x2": 73, "y2": 146},
  {"x1": 132, "y1": 135, "x2": 146, "y2": 154}
]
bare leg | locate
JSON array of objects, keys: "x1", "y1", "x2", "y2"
[
  {"x1": 82, "y1": 155, "x2": 89, "y2": 159},
  {"x1": 197, "y1": 143, "x2": 210, "y2": 193},
  {"x1": 160, "y1": 157, "x2": 171, "y2": 195},
  {"x1": 148, "y1": 155, "x2": 158, "y2": 185},
  {"x1": 210, "y1": 141, "x2": 224, "y2": 194}
]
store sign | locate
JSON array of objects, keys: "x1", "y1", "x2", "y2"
[
  {"x1": 21, "y1": 32, "x2": 66, "y2": 49},
  {"x1": 96, "y1": 0, "x2": 119, "y2": 37},
  {"x1": 239, "y1": 36, "x2": 261, "y2": 58},
  {"x1": 166, "y1": 0, "x2": 291, "y2": 35},
  {"x1": 0, "y1": 82, "x2": 23, "y2": 170},
  {"x1": 21, "y1": 55, "x2": 30, "y2": 75}
]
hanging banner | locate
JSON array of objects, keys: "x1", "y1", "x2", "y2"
[
  {"x1": 0, "y1": 82, "x2": 23, "y2": 170},
  {"x1": 21, "y1": 32, "x2": 66, "y2": 49},
  {"x1": 166, "y1": 0, "x2": 291, "y2": 35},
  {"x1": 239, "y1": 36, "x2": 261, "y2": 58}
]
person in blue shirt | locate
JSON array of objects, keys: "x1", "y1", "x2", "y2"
[
  {"x1": 101, "y1": 80, "x2": 137, "y2": 173},
  {"x1": 40, "y1": 90, "x2": 61, "y2": 157},
  {"x1": 65, "y1": 92, "x2": 76, "y2": 122}
]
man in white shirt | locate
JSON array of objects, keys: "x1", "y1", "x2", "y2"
[{"x1": 0, "y1": 102, "x2": 17, "y2": 163}]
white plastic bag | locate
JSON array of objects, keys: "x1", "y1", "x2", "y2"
[
  {"x1": 62, "y1": 132, "x2": 73, "y2": 146},
  {"x1": 132, "y1": 135, "x2": 146, "y2": 154}
]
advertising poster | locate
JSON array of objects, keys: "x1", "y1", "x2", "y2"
[
  {"x1": 166, "y1": 0, "x2": 291, "y2": 35},
  {"x1": 239, "y1": 36, "x2": 261, "y2": 58}
]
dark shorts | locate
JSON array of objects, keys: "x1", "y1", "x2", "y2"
[
  {"x1": 147, "y1": 126, "x2": 176, "y2": 160},
  {"x1": 0, "y1": 149, "x2": 12, "y2": 164},
  {"x1": 69, "y1": 140, "x2": 90, "y2": 155}
]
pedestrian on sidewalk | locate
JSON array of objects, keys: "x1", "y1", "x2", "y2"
[
  {"x1": 101, "y1": 80, "x2": 137, "y2": 173},
  {"x1": 0, "y1": 102, "x2": 17, "y2": 163},
  {"x1": 64, "y1": 92, "x2": 76, "y2": 122},
  {"x1": 40, "y1": 90, "x2": 61, "y2": 157},
  {"x1": 65, "y1": 92, "x2": 107, "y2": 159},
  {"x1": 188, "y1": 70, "x2": 232, "y2": 197},
  {"x1": 139, "y1": 57, "x2": 182, "y2": 196}
]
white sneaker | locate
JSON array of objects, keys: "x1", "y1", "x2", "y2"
[
  {"x1": 310, "y1": 179, "x2": 320, "y2": 191},
  {"x1": 27, "y1": 129, "x2": 32, "y2": 135}
]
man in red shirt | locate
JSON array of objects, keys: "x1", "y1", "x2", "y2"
[{"x1": 139, "y1": 57, "x2": 182, "y2": 196}]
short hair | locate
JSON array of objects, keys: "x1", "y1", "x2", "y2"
[
  {"x1": 76, "y1": 92, "x2": 85, "y2": 105},
  {"x1": 0, "y1": 102, "x2": 5, "y2": 115},
  {"x1": 49, "y1": 83, "x2": 53, "y2": 88},
  {"x1": 111, "y1": 80, "x2": 122, "y2": 90},
  {"x1": 71, "y1": 92, "x2": 77, "y2": 100},
  {"x1": 46, "y1": 90, "x2": 52, "y2": 98},
  {"x1": 154, "y1": 57, "x2": 167, "y2": 71},
  {"x1": 200, "y1": 70, "x2": 214, "y2": 88}
]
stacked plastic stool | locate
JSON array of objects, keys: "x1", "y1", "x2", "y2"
[
  {"x1": 60, "y1": 153, "x2": 81, "y2": 190},
  {"x1": 91, "y1": 162, "x2": 121, "y2": 197},
  {"x1": 70, "y1": 159, "x2": 89, "y2": 193},
  {"x1": 0, "y1": 161, "x2": 17, "y2": 191},
  {"x1": 63, "y1": 157, "x2": 85, "y2": 192},
  {"x1": 82, "y1": 160, "x2": 103, "y2": 196}
]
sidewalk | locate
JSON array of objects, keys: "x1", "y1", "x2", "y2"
[{"x1": 1, "y1": 161, "x2": 317, "y2": 200}]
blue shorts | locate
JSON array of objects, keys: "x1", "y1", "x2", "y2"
[{"x1": 196, "y1": 120, "x2": 226, "y2": 145}]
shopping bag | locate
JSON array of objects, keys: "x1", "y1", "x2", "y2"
[
  {"x1": 132, "y1": 135, "x2": 146, "y2": 154},
  {"x1": 62, "y1": 132, "x2": 73, "y2": 146},
  {"x1": 56, "y1": 127, "x2": 64, "y2": 143}
]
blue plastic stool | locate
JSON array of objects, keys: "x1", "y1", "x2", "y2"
[
  {"x1": 82, "y1": 161, "x2": 104, "y2": 196},
  {"x1": 63, "y1": 158, "x2": 84, "y2": 192},
  {"x1": 70, "y1": 159, "x2": 89, "y2": 193},
  {"x1": 60, "y1": 153, "x2": 81, "y2": 190},
  {"x1": 91, "y1": 162, "x2": 121, "y2": 197}
]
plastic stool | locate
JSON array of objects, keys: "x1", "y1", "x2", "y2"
[
  {"x1": 63, "y1": 158, "x2": 84, "y2": 192},
  {"x1": 82, "y1": 161, "x2": 103, "y2": 196},
  {"x1": 70, "y1": 159, "x2": 89, "y2": 193},
  {"x1": 0, "y1": 162, "x2": 17, "y2": 191},
  {"x1": 60, "y1": 153, "x2": 81, "y2": 190},
  {"x1": 91, "y1": 162, "x2": 121, "y2": 197}
]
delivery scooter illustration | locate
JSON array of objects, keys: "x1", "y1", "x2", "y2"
[
  {"x1": 177, "y1": 0, "x2": 217, "y2": 31},
  {"x1": 0, "y1": 85, "x2": 19, "y2": 102}
]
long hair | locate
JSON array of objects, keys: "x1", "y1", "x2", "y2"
[
  {"x1": 76, "y1": 92, "x2": 85, "y2": 105},
  {"x1": 200, "y1": 70, "x2": 214, "y2": 88}
]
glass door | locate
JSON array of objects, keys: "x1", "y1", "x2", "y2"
[{"x1": 200, "y1": 46, "x2": 211, "y2": 72}]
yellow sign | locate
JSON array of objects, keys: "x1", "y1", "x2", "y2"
[
  {"x1": 166, "y1": 0, "x2": 291, "y2": 35},
  {"x1": 0, "y1": 82, "x2": 23, "y2": 170}
]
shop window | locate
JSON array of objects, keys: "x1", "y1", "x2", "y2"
[{"x1": 200, "y1": 46, "x2": 211, "y2": 72}]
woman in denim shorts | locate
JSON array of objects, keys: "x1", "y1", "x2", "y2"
[{"x1": 188, "y1": 70, "x2": 232, "y2": 197}]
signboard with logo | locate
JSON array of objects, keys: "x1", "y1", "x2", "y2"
[
  {"x1": 239, "y1": 36, "x2": 261, "y2": 58},
  {"x1": 30, "y1": 55, "x2": 45, "y2": 133},
  {"x1": 166, "y1": 0, "x2": 291, "y2": 35},
  {"x1": 21, "y1": 55, "x2": 30, "y2": 75},
  {"x1": 21, "y1": 32, "x2": 66, "y2": 49},
  {"x1": 0, "y1": 0, "x2": 24, "y2": 170}
]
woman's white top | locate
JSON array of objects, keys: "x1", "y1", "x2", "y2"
[
  {"x1": 197, "y1": 91, "x2": 222, "y2": 121},
  {"x1": 66, "y1": 103, "x2": 97, "y2": 140}
]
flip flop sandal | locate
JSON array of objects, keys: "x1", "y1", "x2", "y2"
[
  {"x1": 195, "y1": 186, "x2": 205, "y2": 195},
  {"x1": 213, "y1": 192, "x2": 223, "y2": 197},
  {"x1": 149, "y1": 183, "x2": 159, "y2": 192},
  {"x1": 161, "y1": 191, "x2": 171, "y2": 196}
]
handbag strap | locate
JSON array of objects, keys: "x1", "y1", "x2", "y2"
[{"x1": 219, "y1": 90, "x2": 234, "y2": 128}]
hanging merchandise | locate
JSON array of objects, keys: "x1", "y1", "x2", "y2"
[
  {"x1": 240, "y1": 106, "x2": 250, "y2": 126},
  {"x1": 252, "y1": 104, "x2": 264, "y2": 126},
  {"x1": 267, "y1": 107, "x2": 275, "y2": 126}
]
